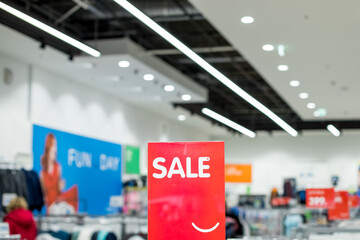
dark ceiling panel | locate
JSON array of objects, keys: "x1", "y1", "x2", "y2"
[{"x1": 0, "y1": 6, "x2": 81, "y2": 57}]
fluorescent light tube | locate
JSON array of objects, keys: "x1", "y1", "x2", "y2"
[
  {"x1": 114, "y1": 0, "x2": 298, "y2": 137},
  {"x1": 0, "y1": 2, "x2": 101, "y2": 57},
  {"x1": 327, "y1": 124, "x2": 340, "y2": 137},
  {"x1": 202, "y1": 108, "x2": 256, "y2": 138}
]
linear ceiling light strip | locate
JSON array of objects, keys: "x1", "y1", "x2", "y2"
[
  {"x1": 327, "y1": 124, "x2": 340, "y2": 137},
  {"x1": 202, "y1": 108, "x2": 256, "y2": 138},
  {"x1": 0, "y1": 2, "x2": 101, "y2": 57},
  {"x1": 114, "y1": 0, "x2": 298, "y2": 137}
]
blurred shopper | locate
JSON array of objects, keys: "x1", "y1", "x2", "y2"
[
  {"x1": 3, "y1": 197, "x2": 37, "y2": 240},
  {"x1": 226, "y1": 203, "x2": 243, "y2": 238}
]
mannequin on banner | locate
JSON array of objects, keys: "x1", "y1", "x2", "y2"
[{"x1": 40, "y1": 133, "x2": 78, "y2": 214}]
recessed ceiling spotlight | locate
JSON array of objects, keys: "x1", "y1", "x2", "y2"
[
  {"x1": 164, "y1": 85, "x2": 175, "y2": 92},
  {"x1": 241, "y1": 16, "x2": 254, "y2": 24},
  {"x1": 299, "y1": 92, "x2": 309, "y2": 99},
  {"x1": 113, "y1": 0, "x2": 297, "y2": 137},
  {"x1": 262, "y1": 44, "x2": 274, "y2": 51},
  {"x1": 118, "y1": 60, "x2": 130, "y2": 68},
  {"x1": 307, "y1": 103, "x2": 316, "y2": 109},
  {"x1": 177, "y1": 115, "x2": 186, "y2": 121},
  {"x1": 278, "y1": 65, "x2": 289, "y2": 71},
  {"x1": 143, "y1": 74, "x2": 154, "y2": 81},
  {"x1": 318, "y1": 108, "x2": 327, "y2": 116},
  {"x1": 290, "y1": 80, "x2": 300, "y2": 87},
  {"x1": 278, "y1": 45, "x2": 285, "y2": 57},
  {"x1": 313, "y1": 108, "x2": 327, "y2": 117},
  {"x1": 181, "y1": 94, "x2": 192, "y2": 101}
]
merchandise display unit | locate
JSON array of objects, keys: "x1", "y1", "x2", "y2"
[{"x1": 35, "y1": 215, "x2": 147, "y2": 240}]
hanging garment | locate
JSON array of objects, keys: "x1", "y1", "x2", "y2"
[
  {"x1": 97, "y1": 231, "x2": 117, "y2": 240},
  {"x1": 36, "y1": 233, "x2": 61, "y2": 240},
  {"x1": 3, "y1": 208, "x2": 37, "y2": 240},
  {"x1": 225, "y1": 211, "x2": 243, "y2": 238},
  {"x1": 16, "y1": 170, "x2": 29, "y2": 200},
  {"x1": 128, "y1": 236, "x2": 145, "y2": 240},
  {"x1": 97, "y1": 231, "x2": 108, "y2": 240},
  {"x1": 22, "y1": 170, "x2": 44, "y2": 211},
  {"x1": 105, "y1": 233, "x2": 117, "y2": 240},
  {"x1": 71, "y1": 232, "x2": 80, "y2": 240},
  {"x1": 284, "y1": 214, "x2": 303, "y2": 237},
  {"x1": 49, "y1": 230, "x2": 72, "y2": 240},
  {"x1": 91, "y1": 232, "x2": 98, "y2": 240},
  {"x1": 0, "y1": 170, "x2": 29, "y2": 210},
  {"x1": 0, "y1": 181, "x2": 2, "y2": 209},
  {"x1": 78, "y1": 229, "x2": 95, "y2": 240}
]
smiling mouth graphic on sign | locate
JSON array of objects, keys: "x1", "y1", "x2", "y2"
[
  {"x1": 148, "y1": 142, "x2": 225, "y2": 240},
  {"x1": 192, "y1": 222, "x2": 220, "y2": 233}
]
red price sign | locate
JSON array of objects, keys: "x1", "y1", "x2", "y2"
[
  {"x1": 328, "y1": 191, "x2": 350, "y2": 220},
  {"x1": 348, "y1": 195, "x2": 360, "y2": 208},
  {"x1": 306, "y1": 188, "x2": 335, "y2": 208},
  {"x1": 271, "y1": 197, "x2": 291, "y2": 206},
  {"x1": 148, "y1": 142, "x2": 225, "y2": 240}
]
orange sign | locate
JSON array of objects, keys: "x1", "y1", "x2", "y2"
[{"x1": 225, "y1": 164, "x2": 252, "y2": 183}]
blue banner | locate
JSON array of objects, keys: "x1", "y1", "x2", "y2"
[{"x1": 32, "y1": 124, "x2": 122, "y2": 215}]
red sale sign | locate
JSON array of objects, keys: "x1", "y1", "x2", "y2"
[
  {"x1": 348, "y1": 195, "x2": 360, "y2": 208},
  {"x1": 328, "y1": 191, "x2": 350, "y2": 220},
  {"x1": 306, "y1": 188, "x2": 335, "y2": 209},
  {"x1": 148, "y1": 142, "x2": 225, "y2": 240}
]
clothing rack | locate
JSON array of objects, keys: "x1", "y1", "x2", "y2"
[
  {"x1": 242, "y1": 208, "x2": 285, "y2": 237},
  {"x1": 228, "y1": 237, "x2": 289, "y2": 240},
  {"x1": 0, "y1": 161, "x2": 25, "y2": 170},
  {"x1": 36, "y1": 214, "x2": 87, "y2": 228},
  {"x1": 294, "y1": 225, "x2": 360, "y2": 239},
  {"x1": 0, "y1": 168, "x2": 44, "y2": 214},
  {"x1": 0, "y1": 235, "x2": 21, "y2": 240},
  {"x1": 36, "y1": 214, "x2": 147, "y2": 240}
]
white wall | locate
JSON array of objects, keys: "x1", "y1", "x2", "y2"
[
  {"x1": 0, "y1": 52, "x2": 210, "y2": 174},
  {"x1": 2, "y1": 50, "x2": 360, "y2": 195},
  {"x1": 0, "y1": 54, "x2": 32, "y2": 163},
  {"x1": 222, "y1": 132, "x2": 360, "y2": 195}
]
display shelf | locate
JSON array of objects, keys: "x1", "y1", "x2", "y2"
[
  {"x1": 0, "y1": 235, "x2": 21, "y2": 240},
  {"x1": 35, "y1": 214, "x2": 147, "y2": 240}
]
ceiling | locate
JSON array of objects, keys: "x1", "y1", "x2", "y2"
[
  {"x1": 0, "y1": 23, "x2": 228, "y2": 136},
  {"x1": 1, "y1": 0, "x2": 360, "y2": 135},
  {"x1": 189, "y1": 0, "x2": 360, "y2": 121}
]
